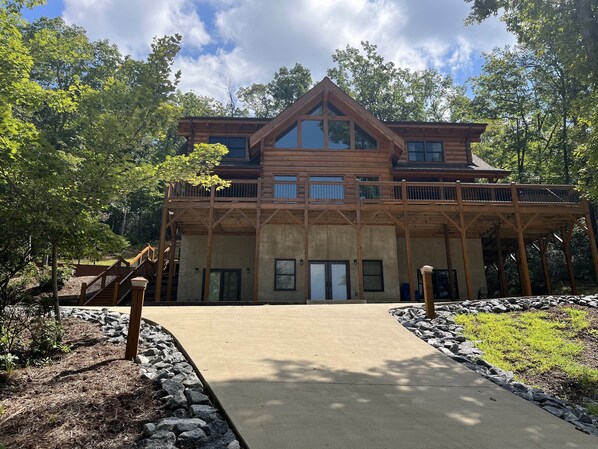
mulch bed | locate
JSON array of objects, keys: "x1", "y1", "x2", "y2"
[
  {"x1": 518, "y1": 305, "x2": 598, "y2": 405},
  {"x1": 0, "y1": 318, "x2": 166, "y2": 449}
]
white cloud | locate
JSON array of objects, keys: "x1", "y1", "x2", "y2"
[
  {"x1": 61, "y1": 0, "x2": 515, "y2": 103},
  {"x1": 62, "y1": 0, "x2": 210, "y2": 58}
]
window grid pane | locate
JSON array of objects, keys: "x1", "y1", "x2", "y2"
[
  {"x1": 275, "y1": 259, "x2": 296, "y2": 291},
  {"x1": 362, "y1": 260, "x2": 383, "y2": 292}
]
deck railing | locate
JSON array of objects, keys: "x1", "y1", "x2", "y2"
[{"x1": 168, "y1": 180, "x2": 581, "y2": 207}]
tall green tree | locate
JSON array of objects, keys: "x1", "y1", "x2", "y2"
[
  {"x1": 466, "y1": 0, "x2": 598, "y2": 199},
  {"x1": 327, "y1": 41, "x2": 467, "y2": 121},
  {"x1": 1, "y1": 12, "x2": 227, "y2": 318},
  {"x1": 237, "y1": 63, "x2": 312, "y2": 118}
]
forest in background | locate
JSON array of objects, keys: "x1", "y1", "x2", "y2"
[{"x1": 2, "y1": 0, "x2": 598, "y2": 302}]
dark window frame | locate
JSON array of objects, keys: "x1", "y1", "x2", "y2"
[
  {"x1": 362, "y1": 260, "x2": 384, "y2": 292},
  {"x1": 274, "y1": 259, "x2": 297, "y2": 291},
  {"x1": 274, "y1": 100, "x2": 378, "y2": 150},
  {"x1": 407, "y1": 141, "x2": 444, "y2": 162},
  {"x1": 208, "y1": 136, "x2": 248, "y2": 159}
]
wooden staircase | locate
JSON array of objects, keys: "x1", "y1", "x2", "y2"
[{"x1": 78, "y1": 244, "x2": 172, "y2": 307}]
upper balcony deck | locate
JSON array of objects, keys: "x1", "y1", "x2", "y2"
[{"x1": 167, "y1": 179, "x2": 583, "y2": 212}]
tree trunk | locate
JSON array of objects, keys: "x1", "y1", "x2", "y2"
[
  {"x1": 120, "y1": 209, "x2": 127, "y2": 236},
  {"x1": 52, "y1": 243, "x2": 61, "y2": 323}
]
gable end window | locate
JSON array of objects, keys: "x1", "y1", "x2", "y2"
[
  {"x1": 274, "y1": 101, "x2": 378, "y2": 150},
  {"x1": 208, "y1": 136, "x2": 247, "y2": 159},
  {"x1": 275, "y1": 259, "x2": 296, "y2": 291},
  {"x1": 407, "y1": 141, "x2": 444, "y2": 162},
  {"x1": 362, "y1": 260, "x2": 384, "y2": 292}
]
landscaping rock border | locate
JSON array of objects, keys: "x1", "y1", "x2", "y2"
[
  {"x1": 390, "y1": 294, "x2": 598, "y2": 437},
  {"x1": 62, "y1": 308, "x2": 243, "y2": 449}
]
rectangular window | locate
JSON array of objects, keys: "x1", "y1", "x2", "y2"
[
  {"x1": 407, "y1": 141, "x2": 444, "y2": 162},
  {"x1": 363, "y1": 260, "x2": 384, "y2": 292},
  {"x1": 203, "y1": 269, "x2": 242, "y2": 301},
  {"x1": 208, "y1": 136, "x2": 247, "y2": 158},
  {"x1": 310, "y1": 176, "x2": 344, "y2": 199},
  {"x1": 275, "y1": 259, "x2": 296, "y2": 291},
  {"x1": 274, "y1": 175, "x2": 297, "y2": 199}
]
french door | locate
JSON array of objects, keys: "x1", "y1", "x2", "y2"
[
  {"x1": 309, "y1": 261, "x2": 350, "y2": 300},
  {"x1": 203, "y1": 269, "x2": 241, "y2": 301}
]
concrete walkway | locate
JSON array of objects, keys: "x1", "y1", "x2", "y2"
[{"x1": 128, "y1": 304, "x2": 596, "y2": 448}]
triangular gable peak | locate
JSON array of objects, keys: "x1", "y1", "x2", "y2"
[{"x1": 249, "y1": 77, "x2": 405, "y2": 155}]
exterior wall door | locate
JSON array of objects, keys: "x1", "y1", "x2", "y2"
[
  {"x1": 309, "y1": 261, "x2": 350, "y2": 300},
  {"x1": 202, "y1": 269, "x2": 241, "y2": 301}
]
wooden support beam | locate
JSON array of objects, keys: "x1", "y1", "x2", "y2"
[
  {"x1": 583, "y1": 199, "x2": 598, "y2": 284},
  {"x1": 202, "y1": 186, "x2": 216, "y2": 302},
  {"x1": 495, "y1": 226, "x2": 507, "y2": 298},
  {"x1": 457, "y1": 181, "x2": 474, "y2": 300},
  {"x1": 356, "y1": 210, "x2": 364, "y2": 300},
  {"x1": 561, "y1": 224, "x2": 577, "y2": 295},
  {"x1": 539, "y1": 237, "x2": 552, "y2": 295},
  {"x1": 443, "y1": 224, "x2": 455, "y2": 301},
  {"x1": 402, "y1": 181, "x2": 416, "y2": 302},
  {"x1": 253, "y1": 179, "x2": 262, "y2": 302},
  {"x1": 512, "y1": 183, "x2": 532, "y2": 296},
  {"x1": 154, "y1": 185, "x2": 169, "y2": 302},
  {"x1": 166, "y1": 223, "x2": 177, "y2": 302},
  {"x1": 303, "y1": 179, "x2": 309, "y2": 302}
]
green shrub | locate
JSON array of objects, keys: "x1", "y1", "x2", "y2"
[{"x1": 36, "y1": 264, "x2": 74, "y2": 290}]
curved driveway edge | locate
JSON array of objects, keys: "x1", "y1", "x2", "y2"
[{"x1": 116, "y1": 304, "x2": 597, "y2": 449}]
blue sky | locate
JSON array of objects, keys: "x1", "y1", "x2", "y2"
[{"x1": 22, "y1": 0, "x2": 513, "y2": 103}]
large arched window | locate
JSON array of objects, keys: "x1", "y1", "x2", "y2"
[{"x1": 274, "y1": 101, "x2": 377, "y2": 150}]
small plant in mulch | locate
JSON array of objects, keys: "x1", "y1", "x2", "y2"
[
  {"x1": 0, "y1": 288, "x2": 69, "y2": 375},
  {"x1": 455, "y1": 305, "x2": 598, "y2": 414}
]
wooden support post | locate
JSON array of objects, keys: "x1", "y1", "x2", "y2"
[
  {"x1": 561, "y1": 224, "x2": 577, "y2": 295},
  {"x1": 511, "y1": 183, "x2": 532, "y2": 296},
  {"x1": 583, "y1": 199, "x2": 598, "y2": 284},
  {"x1": 79, "y1": 282, "x2": 87, "y2": 306},
  {"x1": 253, "y1": 178, "x2": 262, "y2": 302},
  {"x1": 495, "y1": 226, "x2": 507, "y2": 298},
  {"x1": 154, "y1": 185, "x2": 170, "y2": 302},
  {"x1": 166, "y1": 224, "x2": 177, "y2": 302},
  {"x1": 356, "y1": 209, "x2": 364, "y2": 300},
  {"x1": 539, "y1": 237, "x2": 552, "y2": 295},
  {"x1": 125, "y1": 277, "x2": 148, "y2": 361},
  {"x1": 421, "y1": 265, "x2": 435, "y2": 319},
  {"x1": 203, "y1": 186, "x2": 216, "y2": 302},
  {"x1": 402, "y1": 180, "x2": 416, "y2": 302},
  {"x1": 303, "y1": 179, "x2": 309, "y2": 301},
  {"x1": 456, "y1": 181, "x2": 473, "y2": 300},
  {"x1": 443, "y1": 224, "x2": 455, "y2": 301}
]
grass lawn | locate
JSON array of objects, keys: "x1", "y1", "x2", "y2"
[{"x1": 455, "y1": 306, "x2": 598, "y2": 414}]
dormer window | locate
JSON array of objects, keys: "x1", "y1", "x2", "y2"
[
  {"x1": 274, "y1": 101, "x2": 377, "y2": 150},
  {"x1": 208, "y1": 136, "x2": 247, "y2": 159},
  {"x1": 407, "y1": 141, "x2": 444, "y2": 162}
]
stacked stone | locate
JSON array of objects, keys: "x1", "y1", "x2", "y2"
[
  {"x1": 390, "y1": 294, "x2": 598, "y2": 437},
  {"x1": 62, "y1": 308, "x2": 242, "y2": 449}
]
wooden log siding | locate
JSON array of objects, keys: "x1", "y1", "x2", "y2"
[{"x1": 261, "y1": 149, "x2": 393, "y2": 181}]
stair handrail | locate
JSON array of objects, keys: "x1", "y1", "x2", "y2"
[
  {"x1": 129, "y1": 244, "x2": 157, "y2": 267},
  {"x1": 79, "y1": 256, "x2": 131, "y2": 305},
  {"x1": 113, "y1": 243, "x2": 173, "y2": 305}
]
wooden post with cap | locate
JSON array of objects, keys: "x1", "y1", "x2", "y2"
[
  {"x1": 125, "y1": 277, "x2": 148, "y2": 361},
  {"x1": 421, "y1": 265, "x2": 435, "y2": 319}
]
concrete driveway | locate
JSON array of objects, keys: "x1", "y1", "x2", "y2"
[{"x1": 130, "y1": 304, "x2": 597, "y2": 449}]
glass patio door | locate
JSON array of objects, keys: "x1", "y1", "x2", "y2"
[{"x1": 309, "y1": 261, "x2": 349, "y2": 300}]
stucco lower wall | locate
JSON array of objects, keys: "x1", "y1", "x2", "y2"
[
  {"x1": 258, "y1": 224, "x2": 400, "y2": 302},
  {"x1": 396, "y1": 237, "x2": 487, "y2": 300},
  {"x1": 177, "y1": 234, "x2": 255, "y2": 302}
]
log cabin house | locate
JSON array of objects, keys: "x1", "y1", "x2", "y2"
[{"x1": 154, "y1": 77, "x2": 598, "y2": 304}]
